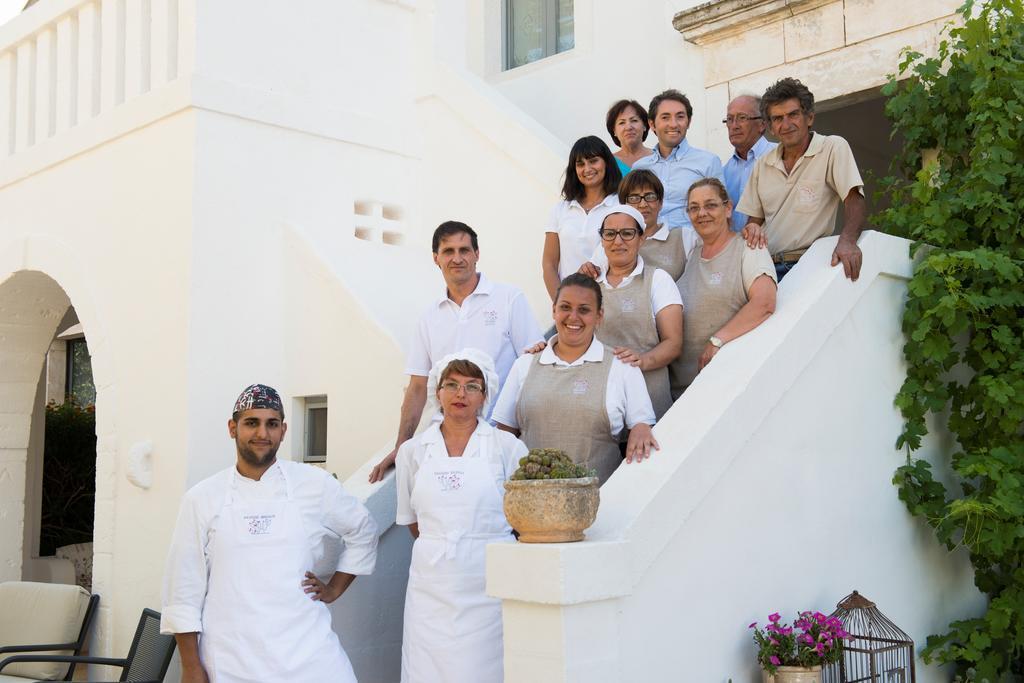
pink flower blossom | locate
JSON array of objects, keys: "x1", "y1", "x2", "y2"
[
  {"x1": 769, "y1": 613, "x2": 782, "y2": 623},
  {"x1": 770, "y1": 656, "x2": 781, "y2": 666},
  {"x1": 749, "y1": 622, "x2": 757, "y2": 629}
]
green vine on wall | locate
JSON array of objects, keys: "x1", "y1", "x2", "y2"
[{"x1": 881, "y1": 0, "x2": 1024, "y2": 678}]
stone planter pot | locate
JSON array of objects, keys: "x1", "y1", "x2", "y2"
[
  {"x1": 503, "y1": 477, "x2": 599, "y2": 543},
  {"x1": 762, "y1": 666, "x2": 822, "y2": 683}
]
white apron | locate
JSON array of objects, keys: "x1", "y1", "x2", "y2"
[
  {"x1": 200, "y1": 467, "x2": 357, "y2": 683},
  {"x1": 401, "y1": 431, "x2": 514, "y2": 683}
]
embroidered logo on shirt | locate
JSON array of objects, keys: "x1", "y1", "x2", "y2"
[
  {"x1": 482, "y1": 310, "x2": 498, "y2": 326},
  {"x1": 434, "y1": 471, "x2": 464, "y2": 491},
  {"x1": 620, "y1": 297, "x2": 637, "y2": 313},
  {"x1": 245, "y1": 514, "x2": 274, "y2": 536},
  {"x1": 797, "y1": 185, "x2": 817, "y2": 205},
  {"x1": 709, "y1": 271, "x2": 723, "y2": 286},
  {"x1": 572, "y1": 379, "x2": 590, "y2": 396}
]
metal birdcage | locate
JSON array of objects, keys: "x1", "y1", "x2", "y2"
[{"x1": 823, "y1": 590, "x2": 915, "y2": 683}]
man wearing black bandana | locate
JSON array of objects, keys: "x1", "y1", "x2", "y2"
[{"x1": 160, "y1": 384, "x2": 377, "y2": 683}]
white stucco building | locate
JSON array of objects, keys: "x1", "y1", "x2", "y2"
[{"x1": 0, "y1": 0, "x2": 984, "y2": 681}]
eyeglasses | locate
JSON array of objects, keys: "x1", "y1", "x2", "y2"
[
  {"x1": 439, "y1": 381, "x2": 484, "y2": 394},
  {"x1": 625, "y1": 192, "x2": 660, "y2": 205},
  {"x1": 599, "y1": 228, "x2": 640, "y2": 242},
  {"x1": 722, "y1": 114, "x2": 762, "y2": 125},
  {"x1": 686, "y1": 202, "x2": 725, "y2": 214}
]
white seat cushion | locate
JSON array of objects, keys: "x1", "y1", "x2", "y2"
[{"x1": 0, "y1": 581, "x2": 90, "y2": 680}]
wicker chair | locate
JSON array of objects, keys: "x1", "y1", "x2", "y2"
[
  {"x1": 0, "y1": 609, "x2": 175, "y2": 683},
  {"x1": 0, "y1": 580, "x2": 99, "y2": 681}
]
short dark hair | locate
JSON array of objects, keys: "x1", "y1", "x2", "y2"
[
  {"x1": 761, "y1": 77, "x2": 815, "y2": 119},
  {"x1": 439, "y1": 359, "x2": 487, "y2": 398},
  {"x1": 555, "y1": 272, "x2": 603, "y2": 310},
  {"x1": 561, "y1": 136, "x2": 622, "y2": 202},
  {"x1": 618, "y1": 169, "x2": 664, "y2": 204},
  {"x1": 605, "y1": 100, "x2": 650, "y2": 147},
  {"x1": 687, "y1": 177, "x2": 730, "y2": 204},
  {"x1": 648, "y1": 89, "x2": 693, "y2": 122},
  {"x1": 432, "y1": 221, "x2": 479, "y2": 253}
]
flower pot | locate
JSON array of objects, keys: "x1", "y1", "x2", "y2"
[
  {"x1": 503, "y1": 476, "x2": 599, "y2": 543},
  {"x1": 762, "y1": 666, "x2": 822, "y2": 683}
]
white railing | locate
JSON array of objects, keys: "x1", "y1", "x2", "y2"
[{"x1": 0, "y1": 0, "x2": 191, "y2": 160}]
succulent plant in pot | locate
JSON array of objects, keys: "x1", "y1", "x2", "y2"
[{"x1": 503, "y1": 449, "x2": 599, "y2": 543}]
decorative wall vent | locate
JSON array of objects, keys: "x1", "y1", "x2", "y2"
[{"x1": 353, "y1": 199, "x2": 404, "y2": 245}]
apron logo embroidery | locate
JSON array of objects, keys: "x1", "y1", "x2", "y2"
[
  {"x1": 483, "y1": 310, "x2": 498, "y2": 325},
  {"x1": 245, "y1": 514, "x2": 274, "y2": 536},
  {"x1": 572, "y1": 379, "x2": 589, "y2": 395},
  {"x1": 434, "y1": 471, "x2": 464, "y2": 491},
  {"x1": 620, "y1": 297, "x2": 637, "y2": 313},
  {"x1": 709, "y1": 271, "x2": 723, "y2": 286}
]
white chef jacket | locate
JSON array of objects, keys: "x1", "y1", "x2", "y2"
[
  {"x1": 404, "y1": 272, "x2": 543, "y2": 391},
  {"x1": 492, "y1": 337, "x2": 656, "y2": 436},
  {"x1": 160, "y1": 460, "x2": 378, "y2": 635},
  {"x1": 395, "y1": 419, "x2": 527, "y2": 525}
]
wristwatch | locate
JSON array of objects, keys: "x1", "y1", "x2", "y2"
[{"x1": 709, "y1": 336, "x2": 724, "y2": 348}]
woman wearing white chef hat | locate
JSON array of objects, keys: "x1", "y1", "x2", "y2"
[{"x1": 395, "y1": 348, "x2": 526, "y2": 683}]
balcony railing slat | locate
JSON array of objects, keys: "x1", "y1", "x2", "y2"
[
  {"x1": 76, "y1": 1, "x2": 100, "y2": 123},
  {"x1": 55, "y1": 15, "x2": 77, "y2": 134},
  {"x1": 0, "y1": 52, "x2": 13, "y2": 158},
  {"x1": 150, "y1": 0, "x2": 170, "y2": 89},
  {"x1": 124, "y1": 0, "x2": 149, "y2": 99},
  {"x1": 15, "y1": 41, "x2": 35, "y2": 151},
  {"x1": 100, "y1": 0, "x2": 125, "y2": 110},
  {"x1": 36, "y1": 28, "x2": 56, "y2": 141}
]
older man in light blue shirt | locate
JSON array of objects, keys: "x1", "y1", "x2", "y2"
[
  {"x1": 723, "y1": 94, "x2": 777, "y2": 231},
  {"x1": 633, "y1": 89, "x2": 724, "y2": 238}
]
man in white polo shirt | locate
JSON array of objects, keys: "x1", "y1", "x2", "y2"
[{"x1": 368, "y1": 221, "x2": 544, "y2": 483}]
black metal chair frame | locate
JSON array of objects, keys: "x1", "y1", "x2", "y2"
[
  {"x1": 0, "y1": 592, "x2": 100, "y2": 681},
  {"x1": 0, "y1": 608, "x2": 175, "y2": 683}
]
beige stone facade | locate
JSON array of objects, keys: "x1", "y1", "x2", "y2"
[{"x1": 674, "y1": 0, "x2": 962, "y2": 156}]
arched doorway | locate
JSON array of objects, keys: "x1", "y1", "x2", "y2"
[{"x1": 0, "y1": 270, "x2": 110, "y2": 605}]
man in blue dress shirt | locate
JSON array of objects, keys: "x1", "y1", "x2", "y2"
[
  {"x1": 633, "y1": 89, "x2": 725, "y2": 252},
  {"x1": 722, "y1": 95, "x2": 777, "y2": 232}
]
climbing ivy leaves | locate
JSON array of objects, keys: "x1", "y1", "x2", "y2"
[{"x1": 882, "y1": 0, "x2": 1024, "y2": 678}]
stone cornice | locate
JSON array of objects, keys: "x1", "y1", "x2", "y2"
[{"x1": 673, "y1": 0, "x2": 836, "y2": 44}]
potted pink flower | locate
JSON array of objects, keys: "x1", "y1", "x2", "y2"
[{"x1": 749, "y1": 611, "x2": 848, "y2": 683}]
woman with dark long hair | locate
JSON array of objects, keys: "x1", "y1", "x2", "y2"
[{"x1": 541, "y1": 136, "x2": 623, "y2": 302}]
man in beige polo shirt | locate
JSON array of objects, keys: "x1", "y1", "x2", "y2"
[{"x1": 737, "y1": 77, "x2": 867, "y2": 281}]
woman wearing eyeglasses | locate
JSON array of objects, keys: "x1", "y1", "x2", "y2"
[
  {"x1": 671, "y1": 178, "x2": 777, "y2": 399},
  {"x1": 582, "y1": 170, "x2": 687, "y2": 283},
  {"x1": 493, "y1": 273, "x2": 659, "y2": 484},
  {"x1": 592, "y1": 205, "x2": 683, "y2": 419},
  {"x1": 396, "y1": 348, "x2": 525, "y2": 683}
]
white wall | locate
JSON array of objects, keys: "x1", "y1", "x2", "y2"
[
  {"x1": 450, "y1": 0, "x2": 711, "y2": 150},
  {"x1": 488, "y1": 233, "x2": 985, "y2": 682}
]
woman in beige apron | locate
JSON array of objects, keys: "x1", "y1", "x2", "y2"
[
  {"x1": 492, "y1": 274, "x2": 660, "y2": 483},
  {"x1": 592, "y1": 204, "x2": 683, "y2": 420},
  {"x1": 396, "y1": 349, "x2": 525, "y2": 683},
  {"x1": 582, "y1": 169, "x2": 687, "y2": 281},
  {"x1": 672, "y1": 178, "x2": 778, "y2": 397}
]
